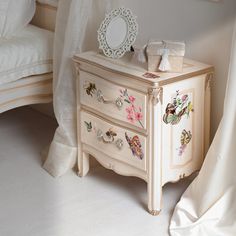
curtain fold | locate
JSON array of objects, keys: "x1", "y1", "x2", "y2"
[
  {"x1": 169, "y1": 20, "x2": 236, "y2": 236},
  {"x1": 43, "y1": 0, "x2": 120, "y2": 177}
]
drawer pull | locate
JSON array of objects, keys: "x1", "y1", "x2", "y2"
[
  {"x1": 96, "y1": 128, "x2": 123, "y2": 150},
  {"x1": 115, "y1": 139, "x2": 124, "y2": 150},
  {"x1": 97, "y1": 89, "x2": 123, "y2": 110}
]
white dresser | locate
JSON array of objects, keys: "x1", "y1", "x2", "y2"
[{"x1": 73, "y1": 51, "x2": 213, "y2": 215}]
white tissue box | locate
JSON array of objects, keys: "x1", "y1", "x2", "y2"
[{"x1": 146, "y1": 40, "x2": 185, "y2": 72}]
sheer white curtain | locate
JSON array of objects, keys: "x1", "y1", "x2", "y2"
[
  {"x1": 43, "y1": 0, "x2": 119, "y2": 177},
  {"x1": 170, "y1": 21, "x2": 236, "y2": 236}
]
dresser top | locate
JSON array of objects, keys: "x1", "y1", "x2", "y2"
[{"x1": 74, "y1": 51, "x2": 213, "y2": 86}]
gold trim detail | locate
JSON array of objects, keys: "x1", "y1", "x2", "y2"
[{"x1": 149, "y1": 209, "x2": 161, "y2": 216}]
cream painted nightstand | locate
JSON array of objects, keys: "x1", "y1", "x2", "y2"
[{"x1": 73, "y1": 51, "x2": 213, "y2": 215}]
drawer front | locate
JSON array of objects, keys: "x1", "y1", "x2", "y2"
[
  {"x1": 161, "y1": 75, "x2": 206, "y2": 183},
  {"x1": 81, "y1": 111, "x2": 147, "y2": 171},
  {"x1": 79, "y1": 71, "x2": 147, "y2": 130}
]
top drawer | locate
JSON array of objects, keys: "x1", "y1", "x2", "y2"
[{"x1": 79, "y1": 71, "x2": 147, "y2": 130}]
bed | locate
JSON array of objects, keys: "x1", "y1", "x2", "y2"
[{"x1": 0, "y1": 1, "x2": 57, "y2": 113}]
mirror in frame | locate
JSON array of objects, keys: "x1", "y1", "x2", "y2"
[{"x1": 97, "y1": 7, "x2": 138, "y2": 59}]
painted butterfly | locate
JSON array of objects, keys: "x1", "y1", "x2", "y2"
[
  {"x1": 180, "y1": 129, "x2": 192, "y2": 146},
  {"x1": 84, "y1": 121, "x2": 92, "y2": 132},
  {"x1": 125, "y1": 132, "x2": 144, "y2": 160}
]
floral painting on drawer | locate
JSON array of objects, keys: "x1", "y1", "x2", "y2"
[
  {"x1": 163, "y1": 90, "x2": 194, "y2": 125},
  {"x1": 83, "y1": 81, "x2": 144, "y2": 128},
  {"x1": 84, "y1": 82, "x2": 97, "y2": 97},
  {"x1": 120, "y1": 89, "x2": 144, "y2": 128}
]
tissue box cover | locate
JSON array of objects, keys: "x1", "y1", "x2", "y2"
[{"x1": 147, "y1": 40, "x2": 185, "y2": 72}]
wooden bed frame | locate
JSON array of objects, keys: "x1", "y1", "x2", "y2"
[{"x1": 0, "y1": 2, "x2": 57, "y2": 113}]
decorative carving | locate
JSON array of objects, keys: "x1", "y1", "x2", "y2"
[
  {"x1": 74, "y1": 62, "x2": 80, "y2": 77},
  {"x1": 205, "y1": 72, "x2": 213, "y2": 90},
  {"x1": 179, "y1": 173, "x2": 186, "y2": 179},
  {"x1": 108, "y1": 163, "x2": 114, "y2": 170},
  {"x1": 148, "y1": 87, "x2": 163, "y2": 105}
]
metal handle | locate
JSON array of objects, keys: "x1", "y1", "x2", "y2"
[
  {"x1": 97, "y1": 90, "x2": 123, "y2": 110},
  {"x1": 115, "y1": 139, "x2": 124, "y2": 150},
  {"x1": 96, "y1": 129, "x2": 123, "y2": 150}
]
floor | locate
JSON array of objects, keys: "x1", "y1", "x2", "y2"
[{"x1": 0, "y1": 107, "x2": 195, "y2": 236}]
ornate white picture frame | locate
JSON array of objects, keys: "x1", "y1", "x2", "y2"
[{"x1": 97, "y1": 7, "x2": 138, "y2": 59}]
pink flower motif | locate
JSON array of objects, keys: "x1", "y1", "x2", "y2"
[
  {"x1": 135, "y1": 112, "x2": 143, "y2": 121},
  {"x1": 126, "y1": 106, "x2": 133, "y2": 114},
  {"x1": 181, "y1": 95, "x2": 188, "y2": 102},
  {"x1": 178, "y1": 145, "x2": 187, "y2": 156},
  {"x1": 178, "y1": 149, "x2": 183, "y2": 156},
  {"x1": 127, "y1": 114, "x2": 135, "y2": 123},
  {"x1": 129, "y1": 96, "x2": 136, "y2": 103}
]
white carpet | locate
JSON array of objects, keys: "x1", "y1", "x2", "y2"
[{"x1": 0, "y1": 107, "x2": 195, "y2": 236}]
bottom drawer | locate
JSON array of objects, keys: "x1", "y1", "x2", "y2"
[{"x1": 80, "y1": 111, "x2": 147, "y2": 171}]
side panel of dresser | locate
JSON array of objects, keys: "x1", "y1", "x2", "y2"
[{"x1": 161, "y1": 73, "x2": 211, "y2": 185}]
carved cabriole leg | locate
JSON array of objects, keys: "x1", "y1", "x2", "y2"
[
  {"x1": 204, "y1": 72, "x2": 212, "y2": 156},
  {"x1": 147, "y1": 87, "x2": 163, "y2": 216}
]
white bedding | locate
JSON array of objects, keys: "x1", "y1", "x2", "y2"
[
  {"x1": 0, "y1": 24, "x2": 53, "y2": 85},
  {"x1": 0, "y1": 0, "x2": 36, "y2": 37}
]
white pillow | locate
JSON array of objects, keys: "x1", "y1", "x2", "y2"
[{"x1": 0, "y1": 0, "x2": 36, "y2": 38}]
